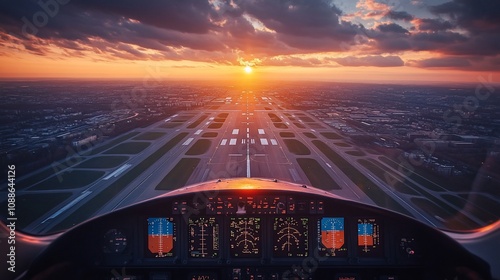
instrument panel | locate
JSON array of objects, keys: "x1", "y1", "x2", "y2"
[{"x1": 24, "y1": 183, "x2": 491, "y2": 280}]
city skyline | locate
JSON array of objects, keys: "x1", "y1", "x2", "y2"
[{"x1": 0, "y1": 0, "x2": 499, "y2": 83}]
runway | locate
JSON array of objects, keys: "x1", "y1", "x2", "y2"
[{"x1": 4, "y1": 90, "x2": 490, "y2": 234}]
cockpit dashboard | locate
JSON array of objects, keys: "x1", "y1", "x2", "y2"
[{"x1": 7, "y1": 178, "x2": 492, "y2": 280}]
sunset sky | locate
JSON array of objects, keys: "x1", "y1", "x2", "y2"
[{"x1": 0, "y1": 0, "x2": 499, "y2": 83}]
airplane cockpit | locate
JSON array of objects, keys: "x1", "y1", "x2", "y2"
[{"x1": 3, "y1": 178, "x2": 496, "y2": 280}]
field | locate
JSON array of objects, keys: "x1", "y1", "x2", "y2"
[
  {"x1": 103, "y1": 142, "x2": 150, "y2": 154},
  {"x1": 133, "y1": 132, "x2": 166, "y2": 140},
  {"x1": 155, "y1": 158, "x2": 201, "y2": 190},
  {"x1": 30, "y1": 170, "x2": 105, "y2": 190},
  {"x1": 76, "y1": 156, "x2": 129, "y2": 169},
  {"x1": 283, "y1": 139, "x2": 311, "y2": 155},
  {"x1": 0, "y1": 193, "x2": 72, "y2": 228},
  {"x1": 185, "y1": 139, "x2": 212, "y2": 155},
  {"x1": 297, "y1": 158, "x2": 341, "y2": 190}
]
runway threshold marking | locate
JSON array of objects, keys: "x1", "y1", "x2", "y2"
[
  {"x1": 232, "y1": 129, "x2": 239, "y2": 135},
  {"x1": 260, "y1": 138, "x2": 269, "y2": 145},
  {"x1": 270, "y1": 139, "x2": 278, "y2": 145},
  {"x1": 229, "y1": 138, "x2": 237, "y2": 145},
  {"x1": 258, "y1": 129, "x2": 265, "y2": 135},
  {"x1": 221, "y1": 139, "x2": 227, "y2": 145}
]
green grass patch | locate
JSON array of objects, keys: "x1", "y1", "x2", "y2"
[
  {"x1": 333, "y1": 142, "x2": 351, "y2": 147},
  {"x1": 410, "y1": 197, "x2": 479, "y2": 230},
  {"x1": 103, "y1": 142, "x2": 150, "y2": 154},
  {"x1": 268, "y1": 113, "x2": 282, "y2": 122},
  {"x1": 76, "y1": 156, "x2": 128, "y2": 169},
  {"x1": 300, "y1": 116, "x2": 315, "y2": 122},
  {"x1": 283, "y1": 139, "x2": 311, "y2": 155},
  {"x1": 187, "y1": 115, "x2": 208, "y2": 129},
  {"x1": 161, "y1": 122, "x2": 182, "y2": 128},
  {"x1": 0, "y1": 192, "x2": 72, "y2": 229},
  {"x1": 362, "y1": 158, "x2": 468, "y2": 217},
  {"x1": 51, "y1": 133, "x2": 189, "y2": 232},
  {"x1": 303, "y1": 132, "x2": 317, "y2": 139},
  {"x1": 442, "y1": 194, "x2": 498, "y2": 225},
  {"x1": 208, "y1": 122, "x2": 223, "y2": 129},
  {"x1": 274, "y1": 123, "x2": 288, "y2": 129},
  {"x1": 312, "y1": 140, "x2": 411, "y2": 216},
  {"x1": 346, "y1": 150, "x2": 366, "y2": 156},
  {"x1": 30, "y1": 170, "x2": 105, "y2": 190},
  {"x1": 185, "y1": 139, "x2": 212, "y2": 155},
  {"x1": 321, "y1": 132, "x2": 342, "y2": 140},
  {"x1": 171, "y1": 118, "x2": 190, "y2": 122},
  {"x1": 297, "y1": 158, "x2": 341, "y2": 190},
  {"x1": 18, "y1": 157, "x2": 86, "y2": 190},
  {"x1": 280, "y1": 132, "x2": 295, "y2": 138},
  {"x1": 133, "y1": 132, "x2": 166, "y2": 140},
  {"x1": 357, "y1": 159, "x2": 418, "y2": 195},
  {"x1": 294, "y1": 122, "x2": 305, "y2": 128},
  {"x1": 155, "y1": 158, "x2": 201, "y2": 190},
  {"x1": 308, "y1": 123, "x2": 325, "y2": 129},
  {"x1": 202, "y1": 132, "x2": 218, "y2": 138},
  {"x1": 84, "y1": 131, "x2": 141, "y2": 156},
  {"x1": 379, "y1": 156, "x2": 445, "y2": 192}
]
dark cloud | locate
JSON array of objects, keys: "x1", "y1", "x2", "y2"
[
  {"x1": 74, "y1": 0, "x2": 217, "y2": 34},
  {"x1": 0, "y1": 0, "x2": 498, "y2": 71},
  {"x1": 377, "y1": 23, "x2": 409, "y2": 34},
  {"x1": 429, "y1": 0, "x2": 500, "y2": 33},
  {"x1": 414, "y1": 18, "x2": 453, "y2": 31},
  {"x1": 427, "y1": 0, "x2": 500, "y2": 56},
  {"x1": 410, "y1": 57, "x2": 471, "y2": 68},
  {"x1": 333, "y1": 55, "x2": 404, "y2": 67},
  {"x1": 235, "y1": 0, "x2": 345, "y2": 39},
  {"x1": 385, "y1": 10, "x2": 414, "y2": 21}
]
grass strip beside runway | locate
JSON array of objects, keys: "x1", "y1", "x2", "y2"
[
  {"x1": 187, "y1": 115, "x2": 208, "y2": 129},
  {"x1": 0, "y1": 193, "x2": 72, "y2": 228},
  {"x1": 312, "y1": 140, "x2": 412, "y2": 216},
  {"x1": 155, "y1": 158, "x2": 201, "y2": 190},
  {"x1": 51, "y1": 132, "x2": 188, "y2": 232},
  {"x1": 76, "y1": 156, "x2": 129, "y2": 169},
  {"x1": 297, "y1": 158, "x2": 341, "y2": 190},
  {"x1": 133, "y1": 132, "x2": 166, "y2": 140}
]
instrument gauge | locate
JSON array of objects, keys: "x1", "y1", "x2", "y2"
[{"x1": 102, "y1": 229, "x2": 127, "y2": 254}]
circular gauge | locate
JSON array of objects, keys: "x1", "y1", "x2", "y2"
[
  {"x1": 399, "y1": 237, "x2": 420, "y2": 259},
  {"x1": 229, "y1": 217, "x2": 261, "y2": 257},
  {"x1": 102, "y1": 229, "x2": 127, "y2": 254},
  {"x1": 273, "y1": 217, "x2": 309, "y2": 257}
]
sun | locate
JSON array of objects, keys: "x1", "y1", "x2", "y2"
[{"x1": 244, "y1": 65, "x2": 252, "y2": 74}]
